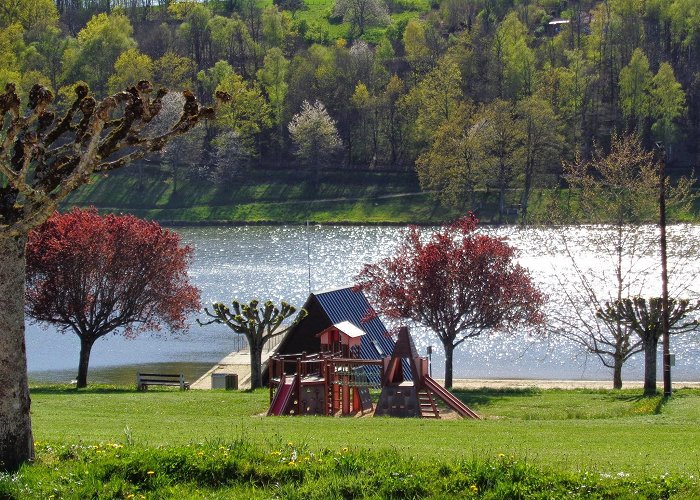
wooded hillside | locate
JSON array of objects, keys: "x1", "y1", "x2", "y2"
[{"x1": 2, "y1": 0, "x2": 698, "y2": 217}]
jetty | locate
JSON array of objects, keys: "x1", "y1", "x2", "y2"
[{"x1": 190, "y1": 340, "x2": 281, "y2": 390}]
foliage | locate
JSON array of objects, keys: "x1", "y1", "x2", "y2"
[
  {"x1": 288, "y1": 100, "x2": 342, "y2": 185},
  {"x1": 25, "y1": 208, "x2": 200, "y2": 388},
  {"x1": 107, "y1": 48, "x2": 153, "y2": 94},
  {"x1": 200, "y1": 300, "x2": 307, "y2": 389},
  {"x1": 618, "y1": 48, "x2": 652, "y2": 131},
  {"x1": 61, "y1": 13, "x2": 136, "y2": 95},
  {"x1": 356, "y1": 214, "x2": 544, "y2": 388},
  {"x1": 215, "y1": 71, "x2": 272, "y2": 143},
  {"x1": 333, "y1": 0, "x2": 390, "y2": 37}
]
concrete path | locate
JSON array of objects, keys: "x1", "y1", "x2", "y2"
[{"x1": 191, "y1": 343, "x2": 278, "y2": 390}]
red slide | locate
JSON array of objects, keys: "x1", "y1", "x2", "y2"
[
  {"x1": 267, "y1": 380, "x2": 295, "y2": 416},
  {"x1": 424, "y1": 376, "x2": 480, "y2": 419}
]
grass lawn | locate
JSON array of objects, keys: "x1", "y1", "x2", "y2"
[
  {"x1": 27, "y1": 386, "x2": 700, "y2": 474},
  {"x1": 4, "y1": 386, "x2": 698, "y2": 498}
]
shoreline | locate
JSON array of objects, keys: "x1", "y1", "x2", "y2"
[{"x1": 445, "y1": 379, "x2": 700, "y2": 390}]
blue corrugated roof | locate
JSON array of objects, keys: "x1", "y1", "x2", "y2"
[{"x1": 315, "y1": 287, "x2": 410, "y2": 383}]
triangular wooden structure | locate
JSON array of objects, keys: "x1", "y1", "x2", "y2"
[{"x1": 375, "y1": 327, "x2": 479, "y2": 419}]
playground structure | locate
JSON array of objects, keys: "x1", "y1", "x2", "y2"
[{"x1": 267, "y1": 324, "x2": 479, "y2": 419}]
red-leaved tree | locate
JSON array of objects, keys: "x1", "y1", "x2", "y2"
[
  {"x1": 26, "y1": 208, "x2": 201, "y2": 388},
  {"x1": 356, "y1": 214, "x2": 545, "y2": 388}
]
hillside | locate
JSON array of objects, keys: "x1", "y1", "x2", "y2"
[{"x1": 3, "y1": 0, "x2": 700, "y2": 223}]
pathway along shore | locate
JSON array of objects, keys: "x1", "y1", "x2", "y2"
[{"x1": 191, "y1": 347, "x2": 700, "y2": 390}]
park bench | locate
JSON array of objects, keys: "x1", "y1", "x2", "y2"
[{"x1": 136, "y1": 372, "x2": 190, "y2": 391}]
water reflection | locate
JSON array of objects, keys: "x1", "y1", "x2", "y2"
[{"x1": 26, "y1": 224, "x2": 700, "y2": 384}]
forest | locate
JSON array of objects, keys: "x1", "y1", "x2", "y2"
[{"x1": 1, "y1": 0, "x2": 699, "y2": 218}]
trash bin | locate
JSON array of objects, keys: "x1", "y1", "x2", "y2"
[{"x1": 211, "y1": 373, "x2": 238, "y2": 390}]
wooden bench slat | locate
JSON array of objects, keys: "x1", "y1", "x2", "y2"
[{"x1": 137, "y1": 372, "x2": 190, "y2": 390}]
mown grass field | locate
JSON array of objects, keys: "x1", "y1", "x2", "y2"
[
  {"x1": 63, "y1": 165, "x2": 534, "y2": 224},
  {"x1": 3, "y1": 386, "x2": 698, "y2": 498},
  {"x1": 256, "y1": 0, "x2": 429, "y2": 43}
]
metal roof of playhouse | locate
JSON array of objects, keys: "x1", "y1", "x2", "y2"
[{"x1": 313, "y1": 287, "x2": 396, "y2": 362}]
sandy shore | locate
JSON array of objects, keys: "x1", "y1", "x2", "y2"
[{"x1": 444, "y1": 379, "x2": 700, "y2": 390}]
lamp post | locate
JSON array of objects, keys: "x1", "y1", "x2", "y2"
[
  {"x1": 427, "y1": 345, "x2": 432, "y2": 377},
  {"x1": 657, "y1": 142, "x2": 672, "y2": 396}
]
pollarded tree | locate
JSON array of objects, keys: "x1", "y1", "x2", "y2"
[
  {"x1": 597, "y1": 297, "x2": 700, "y2": 396},
  {"x1": 288, "y1": 100, "x2": 342, "y2": 187},
  {"x1": 541, "y1": 134, "x2": 696, "y2": 389},
  {"x1": 199, "y1": 300, "x2": 307, "y2": 389},
  {"x1": 356, "y1": 214, "x2": 545, "y2": 389},
  {"x1": 0, "y1": 81, "x2": 220, "y2": 472},
  {"x1": 26, "y1": 208, "x2": 201, "y2": 389}
]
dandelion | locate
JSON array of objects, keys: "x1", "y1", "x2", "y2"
[
  {"x1": 197, "y1": 451, "x2": 204, "y2": 456},
  {"x1": 497, "y1": 453, "x2": 505, "y2": 458},
  {"x1": 147, "y1": 471, "x2": 155, "y2": 476},
  {"x1": 342, "y1": 447, "x2": 349, "y2": 453},
  {"x1": 470, "y1": 484, "x2": 478, "y2": 493},
  {"x1": 287, "y1": 441, "x2": 294, "y2": 447}
]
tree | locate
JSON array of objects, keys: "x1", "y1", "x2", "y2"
[
  {"x1": 356, "y1": 214, "x2": 545, "y2": 389},
  {"x1": 199, "y1": 300, "x2": 306, "y2": 389},
  {"x1": 649, "y1": 62, "x2": 686, "y2": 154},
  {"x1": 288, "y1": 100, "x2": 342, "y2": 187},
  {"x1": 332, "y1": 0, "x2": 389, "y2": 37},
  {"x1": 414, "y1": 57, "x2": 463, "y2": 141},
  {"x1": 107, "y1": 48, "x2": 153, "y2": 94},
  {"x1": 0, "y1": 0, "x2": 58, "y2": 36},
  {"x1": 542, "y1": 134, "x2": 696, "y2": 389},
  {"x1": 257, "y1": 47, "x2": 289, "y2": 127},
  {"x1": 0, "y1": 81, "x2": 220, "y2": 471},
  {"x1": 415, "y1": 103, "x2": 482, "y2": 210},
  {"x1": 153, "y1": 52, "x2": 196, "y2": 91},
  {"x1": 61, "y1": 12, "x2": 136, "y2": 95},
  {"x1": 619, "y1": 48, "x2": 652, "y2": 134},
  {"x1": 26, "y1": 208, "x2": 200, "y2": 389},
  {"x1": 516, "y1": 95, "x2": 564, "y2": 224},
  {"x1": 215, "y1": 70, "x2": 271, "y2": 147},
  {"x1": 477, "y1": 99, "x2": 524, "y2": 223},
  {"x1": 597, "y1": 297, "x2": 700, "y2": 396},
  {"x1": 493, "y1": 12, "x2": 534, "y2": 99}
]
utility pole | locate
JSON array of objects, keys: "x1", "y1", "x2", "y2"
[{"x1": 657, "y1": 143, "x2": 672, "y2": 396}]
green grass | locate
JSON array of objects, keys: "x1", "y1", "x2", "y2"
[
  {"x1": 4, "y1": 386, "x2": 699, "y2": 498},
  {"x1": 4, "y1": 386, "x2": 699, "y2": 497},
  {"x1": 64, "y1": 166, "x2": 468, "y2": 224},
  {"x1": 27, "y1": 386, "x2": 700, "y2": 474}
]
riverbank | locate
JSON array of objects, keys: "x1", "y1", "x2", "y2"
[{"x1": 62, "y1": 164, "x2": 528, "y2": 225}]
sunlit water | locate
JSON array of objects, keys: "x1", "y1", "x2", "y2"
[{"x1": 26, "y1": 224, "x2": 700, "y2": 385}]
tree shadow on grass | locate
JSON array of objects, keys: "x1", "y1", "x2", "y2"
[
  {"x1": 450, "y1": 388, "x2": 542, "y2": 407},
  {"x1": 30, "y1": 385, "x2": 140, "y2": 395}
]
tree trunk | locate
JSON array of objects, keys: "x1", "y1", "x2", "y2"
[
  {"x1": 643, "y1": 338, "x2": 659, "y2": 396},
  {"x1": 0, "y1": 235, "x2": 34, "y2": 472},
  {"x1": 613, "y1": 356, "x2": 623, "y2": 389},
  {"x1": 443, "y1": 343, "x2": 454, "y2": 389},
  {"x1": 76, "y1": 337, "x2": 95, "y2": 389},
  {"x1": 249, "y1": 341, "x2": 264, "y2": 390}
]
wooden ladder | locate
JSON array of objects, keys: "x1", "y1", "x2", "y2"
[{"x1": 418, "y1": 389, "x2": 440, "y2": 418}]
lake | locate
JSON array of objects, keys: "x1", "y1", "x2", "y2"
[{"x1": 26, "y1": 224, "x2": 700, "y2": 385}]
